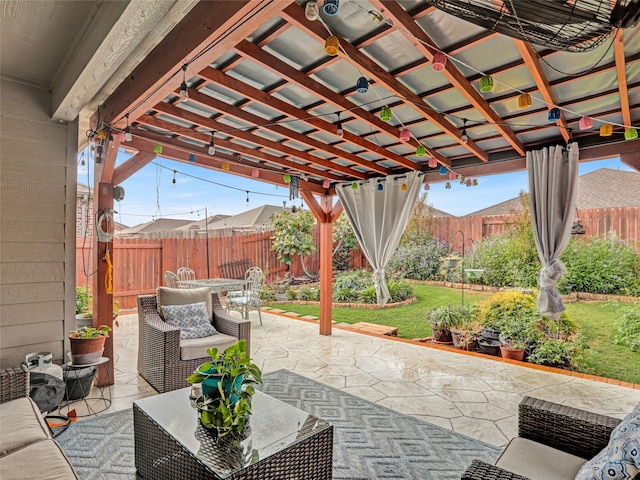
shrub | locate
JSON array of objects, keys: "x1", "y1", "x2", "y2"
[
  {"x1": 528, "y1": 338, "x2": 579, "y2": 367},
  {"x1": 297, "y1": 286, "x2": 319, "y2": 301},
  {"x1": 615, "y1": 302, "x2": 640, "y2": 351},
  {"x1": 358, "y1": 285, "x2": 378, "y2": 304},
  {"x1": 558, "y1": 232, "x2": 640, "y2": 296},
  {"x1": 479, "y1": 290, "x2": 539, "y2": 330},
  {"x1": 387, "y1": 239, "x2": 449, "y2": 280},
  {"x1": 387, "y1": 279, "x2": 414, "y2": 302}
]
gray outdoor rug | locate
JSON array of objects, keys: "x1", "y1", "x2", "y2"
[{"x1": 57, "y1": 369, "x2": 501, "y2": 479}]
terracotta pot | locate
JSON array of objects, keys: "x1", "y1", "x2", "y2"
[
  {"x1": 500, "y1": 345, "x2": 525, "y2": 361},
  {"x1": 69, "y1": 336, "x2": 106, "y2": 365}
]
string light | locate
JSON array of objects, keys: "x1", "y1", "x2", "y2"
[
  {"x1": 208, "y1": 131, "x2": 216, "y2": 155},
  {"x1": 351, "y1": 181, "x2": 358, "y2": 189},
  {"x1": 432, "y1": 52, "x2": 447, "y2": 71},
  {"x1": 369, "y1": 10, "x2": 384, "y2": 25},
  {"x1": 380, "y1": 106, "x2": 392, "y2": 121},
  {"x1": 172, "y1": 170, "x2": 176, "y2": 184},
  {"x1": 283, "y1": 173, "x2": 291, "y2": 183},
  {"x1": 428, "y1": 157, "x2": 438, "y2": 168},
  {"x1": 479, "y1": 75, "x2": 494, "y2": 93},
  {"x1": 625, "y1": 127, "x2": 638, "y2": 140},
  {"x1": 154, "y1": 144, "x2": 163, "y2": 154},
  {"x1": 322, "y1": 179, "x2": 330, "y2": 189},
  {"x1": 251, "y1": 168, "x2": 260, "y2": 178},
  {"x1": 445, "y1": 182, "x2": 451, "y2": 189},
  {"x1": 518, "y1": 93, "x2": 532, "y2": 109},
  {"x1": 335, "y1": 112, "x2": 344, "y2": 138},
  {"x1": 461, "y1": 118, "x2": 469, "y2": 144},
  {"x1": 188, "y1": 154, "x2": 197, "y2": 163},
  {"x1": 305, "y1": 0, "x2": 319, "y2": 21},
  {"x1": 416, "y1": 145, "x2": 426, "y2": 156},
  {"x1": 448, "y1": 171, "x2": 457, "y2": 180},
  {"x1": 399, "y1": 128, "x2": 410, "y2": 141},
  {"x1": 401, "y1": 183, "x2": 407, "y2": 191},
  {"x1": 377, "y1": 183, "x2": 384, "y2": 191},
  {"x1": 548, "y1": 108, "x2": 561, "y2": 122},
  {"x1": 124, "y1": 114, "x2": 132, "y2": 141},
  {"x1": 179, "y1": 65, "x2": 188, "y2": 102},
  {"x1": 579, "y1": 116, "x2": 593, "y2": 130},
  {"x1": 222, "y1": 162, "x2": 230, "y2": 171},
  {"x1": 600, "y1": 124, "x2": 613, "y2": 136},
  {"x1": 439, "y1": 166, "x2": 448, "y2": 175},
  {"x1": 325, "y1": 35, "x2": 339, "y2": 56},
  {"x1": 245, "y1": 191, "x2": 250, "y2": 204},
  {"x1": 356, "y1": 76, "x2": 369, "y2": 93},
  {"x1": 323, "y1": 0, "x2": 339, "y2": 15}
]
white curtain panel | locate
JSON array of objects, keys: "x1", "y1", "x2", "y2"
[
  {"x1": 336, "y1": 171, "x2": 424, "y2": 307},
  {"x1": 527, "y1": 142, "x2": 579, "y2": 320}
]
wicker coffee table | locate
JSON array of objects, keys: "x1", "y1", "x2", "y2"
[{"x1": 133, "y1": 388, "x2": 333, "y2": 479}]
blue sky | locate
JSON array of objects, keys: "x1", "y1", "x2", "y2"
[{"x1": 78, "y1": 148, "x2": 633, "y2": 228}]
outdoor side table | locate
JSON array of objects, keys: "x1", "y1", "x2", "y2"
[
  {"x1": 133, "y1": 388, "x2": 333, "y2": 479},
  {"x1": 59, "y1": 356, "x2": 112, "y2": 416}
]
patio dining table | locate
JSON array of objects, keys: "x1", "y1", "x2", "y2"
[{"x1": 180, "y1": 278, "x2": 246, "y2": 293}]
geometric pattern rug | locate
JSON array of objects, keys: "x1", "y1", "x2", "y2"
[{"x1": 57, "y1": 369, "x2": 501, "y2": 479}]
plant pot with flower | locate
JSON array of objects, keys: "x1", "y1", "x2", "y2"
[
  {"x1": 187, "y1": 340, "x2": 262, "y2": 440},
  {"x1": 68, "y1": 325, "x2": 111, "y2": 365},
  {"x1": 426, "y1": 304, "x2": 466, "y2": 344}
]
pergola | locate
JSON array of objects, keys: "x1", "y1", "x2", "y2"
[{"x1": 7, "y1": 1, "x2": 638, "y2": 382}]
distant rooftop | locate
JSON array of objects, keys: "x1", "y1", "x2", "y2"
[{"x1": 468, "y1": 168, "x2": 640, "y2": 216}]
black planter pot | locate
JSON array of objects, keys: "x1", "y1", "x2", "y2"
[
  {"x1": 478, "y1": 339, "x2": 500, "y2": 356},
  {"x1": 480, "y1": 328, "x2": 500, "y2": 343}
]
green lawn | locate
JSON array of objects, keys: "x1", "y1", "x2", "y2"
[{"x1": 270, "y1": 285, "x2": 640, "y2": 384}]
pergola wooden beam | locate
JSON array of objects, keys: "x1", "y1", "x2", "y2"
[
  {"x1": 197, "y1": 67, "x2": 429, "y2": 169},
  {"x1": 614, "y1": 30, "x2": 632, "y2": 128},
  {"x1": 234, "y1": 40, "x2": 452, "y2": 168},
  {"x1": 146, "y1": 104, "x2": 360, "y2": 180},
  {"x1": 281, "y1": 3, "x2": 489, "y2": 163},
  {"x1": 371, "y1": 0, "x2": 525, "y2": 156},
  {"x1": 513, "y1": 40, "x2": 571, "y2": 142},
  {"x1": 112, "y1": 151, "x2": 157, "y2": 186},
  {"x1": 101, "y1": 1, "x2": 291, "y2": 128},
  {"x1": 183, "y1": 88, "x2": 389, "y2": 176}
]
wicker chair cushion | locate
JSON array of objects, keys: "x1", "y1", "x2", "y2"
[
  {"x1": 180, "y1": 333, "x2": 240, "y2": 361},
  {"x1": 156, "y1": 287, "x2": 212, "y2": 319},
  {"x1": 576, "y1": 403, "x2": 640, "y2": 480},
  {"x1": 161, "y1": 302, "x2": 217, "y2": 340},
  {"x1": 495, "y1": 437, "x2": 586, "y2": 480}
]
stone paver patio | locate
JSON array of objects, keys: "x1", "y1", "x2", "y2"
[{"x1": 80, "y1": 309, "x2": 639, "y2": 449}]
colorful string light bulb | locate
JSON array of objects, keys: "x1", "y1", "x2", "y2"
[
  {"x1": 356, "y1": 76, "x2": 369, "y2": 94},
  {"x1": 548, "y1": 108, "x2": 561, "y2": 121},
  {"x1": 379, "y1": 106, "x2": 392, "y2": 122},
  {"x1": 416, "y1": 145, "x2": 426, "y2": 157},
  {"x1": 432, "y1": 52, "x2": 447, "y2": 71},
  {"x1": 305, "y1": 0, "x2": 319, "y2": 21}
]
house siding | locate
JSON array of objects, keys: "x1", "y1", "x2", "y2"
[{"x1": 0, "y1": 77, "x2": 77, "y2": 368}]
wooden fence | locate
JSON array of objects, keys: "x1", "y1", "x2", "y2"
[
  {"x1": 432, "y1": 207, "x2": 639, "y2": 252},
  {"x1": 77, "y1": 226, "x2": 368, "y2": 310}
]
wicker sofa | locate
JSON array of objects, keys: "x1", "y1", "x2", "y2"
[
  {"x1": 0, "y1": 366, "x2": 79, "y2": 479},
  {"x1": 462, "y1": 396, "x2": 623, "y2": 480},
  {"x1": 137, "y1": 288, "x2": 251, "y2": 393}
]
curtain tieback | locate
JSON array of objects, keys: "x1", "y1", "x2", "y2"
[{"x1": 539, "y1": 259, "x2": 566, "y2": 288}]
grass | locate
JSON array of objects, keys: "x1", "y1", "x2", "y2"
[{"x1": 269, "y1": 284, "x2": 640, "y2": 385}]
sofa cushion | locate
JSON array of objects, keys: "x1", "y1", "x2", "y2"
[
  {"x1": 0, "y1": 439, "x2": 78, "y2": 479},
  {"x1": 0, "y1": 397, "x2": 50, "y2": 457},
  {"x1": 496, "y1": 437, "x2": 587, "y2": 480},
  {"x1": 180, "y1": 333, "x2": 239, "y2": 361},
  {"x1": 162, "y1": 302, "x2": 217, "y2": 339},
  {"x1": 576, "y1": 402, "x2": 640, "y2": 480},
  {"x1": 156, "y1": 287, "x2": 212, "y2": 319}
]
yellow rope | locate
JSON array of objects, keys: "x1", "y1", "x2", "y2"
[{"x1": 105, "y1": 251, "x2": 113, "y2": 294}]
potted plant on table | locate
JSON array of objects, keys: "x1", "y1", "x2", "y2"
[
  {"x1": 69, "y1": 325, "x2": 111, "y2": 365},
  {"x1": 187, "y1": 340, "x2": 262, "y2": 439}
]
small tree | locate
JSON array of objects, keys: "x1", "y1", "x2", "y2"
[
  {"x1": 270, "y1": 209, "x2": 316, "y2": 277},
  {"x1": 400, "y1": 192, "x2": 434, "y2": 246},
  {"x1": 332, "y1": 213, "x2": 358, "y2": 271}
]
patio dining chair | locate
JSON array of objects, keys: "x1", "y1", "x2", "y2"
[
  {"x1": 164, "y1": 271, "x2": 180, "y2": 288},
  {"x1": 177, "y1": 267, "x2": 196, "y2": 284},
  {"x1": 226, "y1": 267, "x2": 264, "y2": 325}
]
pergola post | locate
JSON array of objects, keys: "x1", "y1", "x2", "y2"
[
  {"x1": 302, "y1": 191, "x2": 342, "y2": 335},
  {"x1": 90, "y1": 134, "x2": 120, "y2": 386}
]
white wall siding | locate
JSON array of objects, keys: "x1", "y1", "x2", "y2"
[{"x1": 0, "y1": 77, "x2": 77, "y2": 368}]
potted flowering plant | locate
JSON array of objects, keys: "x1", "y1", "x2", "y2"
[
  {"x1": 186, "y1": 340, "x2": 262, "y2": 438},
  {"x1": 68, "y1": 325, "x2": 111, "y2": 365}
]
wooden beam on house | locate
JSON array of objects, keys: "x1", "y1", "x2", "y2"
[
  {"x1": 112, "y1": 151, "x2": 156, "y2": 185},
  {"x1": 371, "y1": 0, "x2": 524, "y2": 157},
  {"x1": 302, "y1": 190, "x2": 341, "y2": 335},
  {"x1": 101, "y1": 0, "x2": 290, "y2": 128},
  {"x1": 614, "y1": 30, "x2": 632, "y2": 128},
  {"x1": 620, "y1": 150, "x2": 640, "y2": 173},
  {"x1": 281, "y1": 3, "x2": 489, "y2": 163},
  {"x1": 513, "y1": 40, "x2": 571, "y2": 142}
]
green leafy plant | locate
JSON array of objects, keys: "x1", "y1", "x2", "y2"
[
  {"x1": 527, "y1": 336, "x2": 586, "y2": 368},
  {"x1": 270, "y1": 210, "x2": 316, "y2": 276},
  {"x1": 332, "y1": 213, "x2": 358, "y2": 271},
  {"x1": 388, "y1": 238, "x2": 449, "y2": 281},
  {"x1": 69, "y1": 325, "x2": 111, "y2": 338},
  {"x1": 76, "y1": 286, "x2": 92, "y2": 315},
  {"x1": 614, "y1": 302, "x2": 640, "y2": 351},
  {"x1": 426, "y1": 304, "x2": 468, "y2": 335},
  {"x1": 296, "y1": 285, "x2": 319, "y2": 301},
  {"x1": 187, "y1": 340, "x2": 262, "y2": 438}
]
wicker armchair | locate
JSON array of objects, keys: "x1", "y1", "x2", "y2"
[
  {"x1": 0, "y1": 365, "x2": 30, "y2": 405},
  {"x1": 462, "y1": 396, "x2": 622, "y2": 480},
  {"x1": 137, "y1": 291, "x2": 251, "y2": 393}
]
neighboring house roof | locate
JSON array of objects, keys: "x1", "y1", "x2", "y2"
[
  {"x1": 207, "y1": 205, "x2": 291, "y2": 232},
  {"x1": 467, "y1": 168, "x2": 640, "y2": 216},
  {"x1": 77, "y1": 183, "x2": 92, "y2": 198},
  {"x1": 428, "y1": 206, "x2": 454, "y2": 217},
  {"x1": 176, "y1": 214, "x2": 230, "y2": 232},
  {"x1": 117, "y1": 218, "x2": 193, "y2": 236}
]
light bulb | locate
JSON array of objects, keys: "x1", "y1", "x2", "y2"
[
  {"x1": 208, "y1": 131, "x2": 215, "y2": 155},
  {"x1": 179, "y1": 81, "x2": 188, "y2": 102},
  {"x1": 369, "y1": 10, "x2": 384, "y2": 25},
  {"x1": 124, "y1": 126, "x2": 132, "y2": 142},
  {"x1": 305, "y1": 0, "x2": 319, "y2": 20},
  {"x1": 336, "y1": 122, "x2": 344, "y2": 138},
  {"x1": 461, "y1": 129, "x2": 468, "y2": 144},
  {"x1": 322, "y1": 179, "x2": 330, "y2": 189}
]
